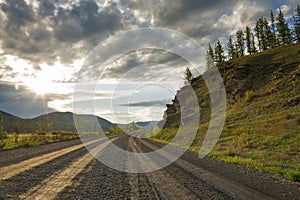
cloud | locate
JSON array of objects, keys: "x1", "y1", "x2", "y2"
[
  {"x1": 53, "y1": 1, "x2": 123, "y2": 42},
  {"x1": 0, "y1": 0, "x2": 293, "y2": 84},
  {"x1": 119, "y1": 99, "x2": 172, "y2": 107},
  {"x1": 38, "y1": 0, "x2": 55, "y2": 17},
  {"x1": 0, "y1": 82, "x2": 55, "y2": 118},
  {"x1": 0, "y1": 0, "x2": 124, "y2": 66},
  {"x1": 0, "y1": 0, "x2": 298, "y2": 123},
  {"x1": 1, "y1": 0, "x2": 35, "y2": 26},
  {"x1": 99, "y1": 49, "x2": 189, "y2": 82}
]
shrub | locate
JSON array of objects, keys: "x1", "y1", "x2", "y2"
[
  {"x1": 245, "y1": 90, "x2": 256, "y2": 102},
  {"x1": 287, "y1": 171, "x2": 300, "y2": 182}
]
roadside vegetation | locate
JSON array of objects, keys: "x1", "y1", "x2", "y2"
[
  {"x1": 107, "y1": 122, "x2": 147, "y2": 135},
  {"x1": 0, "y1": 112, "x2": 79, "y2": 150},
  {"x1": 0, "y1": 131, "x2": 79, "y2": 150},
  {"x1": 149, "y1": 5, "x2": 300, "y2": 182},
  {"x1": 150, "y1": 43, "x2": 300, "y2": 181}
]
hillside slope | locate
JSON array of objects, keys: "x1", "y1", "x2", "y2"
[
  {"x1": 153, "y1": 44, "x2": 300, "y2": 181},
  {"x1": 1, "y1": 111, "x2": 116, "y2": 133}
]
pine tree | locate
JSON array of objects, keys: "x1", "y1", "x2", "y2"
[
  {"x1": 264, "y1": 18, "x2": 275, "y2": 48},
  {"x1": 255, "y1": 18, "x2": 264, "y2": 51},
  {"x1": 206, "y1": 53, "x2": 214, "y2": 70},
  {"x1": 255, "y1": 17, "x2": 273, "y2": 51},
  {"x1": 215, "y1": 40, "x2": 224, "y2": 65},
  {"x1": 0, "y1": 112, "x2": 3, "y2": 141},
  {"x1": 270, "y1": 9, "x2": 277, "y2": 46},
  {"x1": 236, "y1": 29, "x2": 245, "y2": 57},
  {"x1": 251, "y1": 33, "x2": 257, "y2": 54},
  {"x1": 184, "y1": 67, "x2": 193, "y2": 85},
  {"x1": 293, "y1": 5, "x2": 300, "y2": 43},
  {"x1": 277, "y1": 9, "x2": 292, "y2": 45},
  {"x1": 227, "y1": 36, "x2": 235, "y2": 59},
  {"x1": 245, "y1": 26, "x2": 252, "y2": 54},
  {"x1": 208, "y1": 43, "x2": 215, "y2": 61}
]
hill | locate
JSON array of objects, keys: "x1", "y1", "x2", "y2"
[
  {"x1": 153, "y1": 43, "x2": 300, "y2": 181},
  {"x1": 135, "y1": 121, "x2": 159, "y2": 130},
  {"x1": 0, "y1": 111, "x2": 116, "y2": 133}
]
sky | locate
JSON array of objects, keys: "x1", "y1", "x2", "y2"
[{"x1": 0, "y1": 0, "x2": 298, "y2": 124}]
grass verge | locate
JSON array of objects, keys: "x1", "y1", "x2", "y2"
[{"x1": 0, "y1": 132, "x2": 79, "y2": 150}]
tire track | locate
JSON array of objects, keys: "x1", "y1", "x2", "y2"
[
  {"x1": 55, "y1": 134, "x2": 133, "y2": 200},
  {"x1": 0, "y1": 146, "x2": 88, "y2": 199},
  {"x1": 57, "y1": 134, "x2": 165, "y2": 199},
  {"x1": 128, "y1": 136, "x2": 197, "y2": 200},
  {"x1": 139, "y1": 138, "x2": 297, "y2": 200},
  {"x1": 3, "y1": 134, "x2": 298, "y2": 199},
  {"x1": 19, "y1": 137, "x2": 118, "y2": 200},
  {"x1": 126, "y1": 137, "x2": 161, "y2": 200},
  {"x1": 0, "y1": 139, "x2": 82, "y2": 168},
  {"x1": 0, "y1": 139, "x2": 100, "y2": 181}
]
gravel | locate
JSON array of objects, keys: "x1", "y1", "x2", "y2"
[{"x1": 1, "y1": 135, "x2": 300, "y2": 199}]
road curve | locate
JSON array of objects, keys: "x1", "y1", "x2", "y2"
[{"x1": 0, "y1": 134, "x2": 299, "y2": 200}]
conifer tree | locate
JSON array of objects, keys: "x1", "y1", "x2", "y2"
[
  {"x1": 264, "y1": 18, "x2": 275, "y2": 48},
  {"x1": 245, "y1": 26, "x2": 252, "y2": 54},
  {"x1": 251, "y1": 33, "x2": 257, "y2": 54},
  {"x1": 227, "y1": 36, "x2": 236, "y2": 59},
  {"x1": 270, "y1": 9, "x2": 277, "y2": 46},
  {"x1": 255, "y1": 17, "x2": 272, "y2": 51},
  {"x1": 277, "y1": 9, "x2": 292, "y2": 45},
  {"x1": 255, "y1": 18, "x2": 264, "y2": 51},
  {"x1": 293, "y1": 5, "x2": 300, "y2": 43},
  {"x1": 236, "y1": 29, "x2": 245, "y2": 57},
  {"x1": 215, "y1": 40, "x2": 224, "y2": 64},
  {"x1": 0, "y1": 112, "x2": 3, "y2": 141},
  {"x1": 208, "y1": 43, "x2": 215, "y2": 61},
  {"x1": 184, "y1": 67, "x2": 193, "y2": 85}
]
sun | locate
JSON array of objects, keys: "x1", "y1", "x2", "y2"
[
  {"x1": 24, "y1": 62, "x2": 67, "y2": 96},
  {"x1": 25, "y1": 67, "x2": 56, "y2": 96},
  {"x1": 26, "y1": 78, "x2": 53, "y2": 95}
]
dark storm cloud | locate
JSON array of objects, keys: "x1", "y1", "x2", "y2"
[
  {"x1": 100, "y1": 49, "x2": 188, "y2": 80},
  {"x1": 0, "y1": 0, "x2": 123, "y2": 64},
  {"x1": 120, "y1": 0, "x2": 234, "y2": 26},
  {"x1": 0, "y1": 0, "x2": 35, "y2": 26},
  {"x1": 53, "y1": 1, "x2": 123, "y2": 42},
  {"x1": 154, "y1": 0, "x2": 236, "y2": 26},
  {"x1": 28, "y1": 25, "x2": 52, "y2": 42},
  {"x1": 38, "y1": 0, "x2": 55, "y2": 17},
  {"x1": 0, "y1": 82, "x2": 55, "y2": 118},
  {"x1": 0, "y1": 0, "x2": 40, "y2": 55},
  {"x1": 0, "y1": 0, "x2": 275, "y2": 68},
  {"x1": 0, "y1": 0, "x2": 293, "y2": 81},
  {"x1": 119, "y1": 0, "x2": 273, "y2": 43}
]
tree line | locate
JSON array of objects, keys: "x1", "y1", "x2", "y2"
[{"x1": 208, "y1": 5, "x2": 300, "y2": 64}]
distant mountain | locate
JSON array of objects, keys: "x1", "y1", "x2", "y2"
[
  {"x1": 117, "y1": 121, "x2": 160, "y2": 131},
  {"x1": 0, "y1": 111, "x2": 116, "y2": 133},
  {"x1": 135, "y1": 121, "x2": 159, "y2": 131}
]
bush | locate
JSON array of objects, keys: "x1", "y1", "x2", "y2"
[
  {"x1": 0, "y1": 141, "x2": 5, "y2": 149},
  {"x1": 287, "y1": 171, "x2": 300, "y2": 182},
  {"x1": 245, "y1": 90, "x2": 256, "y2": 102},
  {"x1": 109, "y1": 126, "x2": 124, "y2": 134}
]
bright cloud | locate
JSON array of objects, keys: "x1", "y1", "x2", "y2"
[{"x1": 0, "y1": 0, "x2": 298, "y2": 123}]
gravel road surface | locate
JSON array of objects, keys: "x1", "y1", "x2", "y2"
[{"x1": 0, "y1": 134, "x2": 299, "y2": 200}]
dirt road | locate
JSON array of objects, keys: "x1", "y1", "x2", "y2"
[{"x1": 0, "y1": 134, "x2": 299, "y2": 199}]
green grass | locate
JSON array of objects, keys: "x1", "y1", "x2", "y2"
[
  {"x1": 0, "y1": 132, "x2": 79, "y2": 150},
  {"x1": 150, "y1": 44, "x2": 300, "y2": 182},
  {"x1": 151, "y1": 129, "x2": 300, "y2": 182}
]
